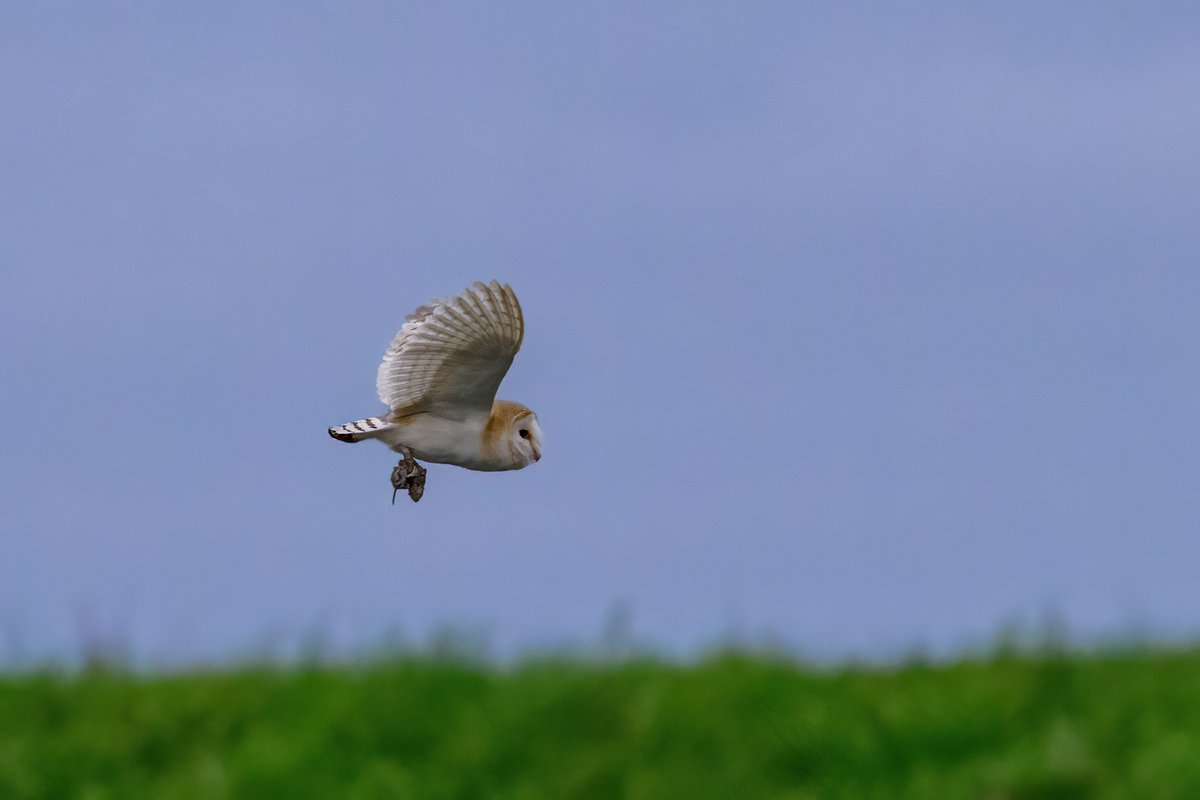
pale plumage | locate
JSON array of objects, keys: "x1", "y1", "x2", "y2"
[{"x1": 328, "y1": 280, "x2": 543, "y2": 501}]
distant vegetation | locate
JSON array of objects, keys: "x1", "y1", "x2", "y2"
[{"x1": 3, "y1": 647, "x2": 1200, "y2": 799}]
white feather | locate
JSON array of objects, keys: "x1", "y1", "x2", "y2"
[{"x1": 376, "y1": 281, "x2": 523, "y2": 417}]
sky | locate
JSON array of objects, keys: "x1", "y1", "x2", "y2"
[{"x1": 2, "y1": 3, "x2": 1199, "y2": 666}]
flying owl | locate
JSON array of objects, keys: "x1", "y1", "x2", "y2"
[{"x1": 328, "y1": 280, "x2": 543, "y2": 503}]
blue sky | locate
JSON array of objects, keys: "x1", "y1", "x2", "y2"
[{"x1": 3, "y1": 3, "x2": 1199, "y2": 664}]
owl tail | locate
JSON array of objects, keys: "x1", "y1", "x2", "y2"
[{"x1": 328, "y1": 416, "x2": 392, "y2": 443}]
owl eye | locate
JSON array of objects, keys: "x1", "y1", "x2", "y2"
[{"x1": 519, "y1": 429, "x2": 530, "y2": 439}]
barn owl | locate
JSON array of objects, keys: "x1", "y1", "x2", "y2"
[{"x1": 328, "y1": 280, "x2": 543, "y2": 503}]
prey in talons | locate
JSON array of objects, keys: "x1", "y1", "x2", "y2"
[{"x1": 390, "y1": 453, "x2": 427, "y2": 504}]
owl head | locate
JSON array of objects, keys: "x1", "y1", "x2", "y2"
[
  {"x1": 484, "y1": 400, "x2": 544, "y2": 469},
  {"x1": 510, "y1": 410, "x2": 543, "y2": 467}
]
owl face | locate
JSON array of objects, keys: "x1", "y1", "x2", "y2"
[{"x1": 511, "y1": 413, "x2": 543, "y2": 466}]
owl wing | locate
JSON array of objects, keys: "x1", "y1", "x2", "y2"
[{"x1": 376, "y1": 280, "x2": 525, "y2": 417}]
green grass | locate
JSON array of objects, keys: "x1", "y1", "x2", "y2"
[{"x1": 4, "y1": 647, "x2": 1200, "y2": 799}]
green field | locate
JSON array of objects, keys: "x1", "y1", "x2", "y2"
[{"x1": 3, "y1": 647, "x2": 1200, "y2": 799}]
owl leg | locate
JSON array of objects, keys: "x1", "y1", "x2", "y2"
[{"x1": 390, "y1": 449, "x2": 427, "y2": 504}]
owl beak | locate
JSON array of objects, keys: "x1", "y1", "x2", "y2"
[{"x1": 532, "y1": 446, "x2": 541, "y2": 462}]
